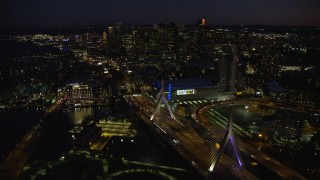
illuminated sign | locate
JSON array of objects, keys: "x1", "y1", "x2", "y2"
[
  {"x1": 177, "y1": 89, "x2": 195, "y2": 96},
  {"x1": 168, "y1": 84, "x2": 172, "y2": 100}
]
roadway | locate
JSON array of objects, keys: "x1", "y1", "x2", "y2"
[
  {"x1": 0, "y1": 95, "x2": 66, "y2": 180},
  {"x1": 125, "y1": 95, "x2": 258, "y2": 180},
  {"x1": 195, "y1": 98, "x2": 308, "y2": 180},
  {"x1": 202, "y1": 97, "x2": 320, "y2": 114},
  {"x1": 0, "y1": 125, "x2": 43, "y2": 180}
]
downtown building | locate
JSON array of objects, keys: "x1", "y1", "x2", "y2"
[
  {"x1": 66, "y1": 83, "x2": 93, "y2": 105},
  {"x1": 218, "y1": 45, "x2": 238, "y2": 93},
  {"x1": 152, "y1": 78, "x2": 233, "y2": 102}
]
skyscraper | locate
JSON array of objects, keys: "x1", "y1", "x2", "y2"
[
  {"x1": 219, "y1": 56, "x2": 228, "y2": 92},
  {"x1": 196, "y1": 18, "x2": 206, "y2": 26},
  {"x1": 229, "y1": 45, "x2": 238, "y2": 92},
  {"x1": 218, "y1": 45, "x2": 237, "y2": 92},
  {"x1": 107, "y1": 24, "x2": 122, "y2": 56},
  {"x1": 103, "y1": 31, "x2": 107, "y2": 46}
]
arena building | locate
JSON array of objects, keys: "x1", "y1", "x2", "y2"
[{"x1": 153, "y1": 78, "x2": 234, "y2": 102}]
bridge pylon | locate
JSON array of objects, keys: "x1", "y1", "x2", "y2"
[
  {"x1": 150, "y1": 79, "x2": 175, "y2": 121},
  {"x1": 208, "y1": 107, "x2": 244, "y2": 172}
]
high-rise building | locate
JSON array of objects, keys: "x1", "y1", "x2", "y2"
[
  {"x1": 219, "y1": 56, "x2": 228, "y2": 92},
  {"x1": 107, "y1": 24, "x2": 122, "y2": 56},
  {"x1": 196, "y1": 18, "x2": 206, "y2": 26},
  {"x1": 218, "y1": 45, "x2": 238, "y2": 92},
  {"x1": 229, "y1": 45, "x2": 238, "y2": 92},
  {"x1": 66, "y1": 83, "x2": 93, "y2": 102},
  {"x1": 102, "y1": 31, "x2": 107, "y2": 46},
  {"x1": 62, "y1": 38, "x2": 70, "y2": 53}
]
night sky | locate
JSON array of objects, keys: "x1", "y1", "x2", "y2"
[{"x1": 1, "y1": 0, "x2": 320, "y2": 27}]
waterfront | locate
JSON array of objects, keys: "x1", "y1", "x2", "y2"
[
  {"x1": 1, "y1": 18, "x2": 320, "y2": 179},
  {"x1": 0, "y1": 108, "x2": 44, "y2": 161},
  {"x1": 1, "y1": 99, "x2": 202, "y2": 179}
]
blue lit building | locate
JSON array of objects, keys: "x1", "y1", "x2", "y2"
[{"x1": 152, "y1": 78, "x2": 233, "y2": 102}]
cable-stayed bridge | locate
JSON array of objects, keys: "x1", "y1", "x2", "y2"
[
  {"x1": 125, "y1": 82, "x2": 257, "y2": 179},
  {"x1": 125, "y1": 78, "x2": 307, "y2": 180}
]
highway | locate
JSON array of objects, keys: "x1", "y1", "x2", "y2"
[
  {"x1": 195, "y1": 98, "x2": 308, "y2": 180},
  {"x1": 125, "y1": 95, "x2": 258, "y2": 180},
  {"x1": 200, "y1": 97, "x2": 320, "y2": 114}
]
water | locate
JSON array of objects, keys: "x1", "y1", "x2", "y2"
[
  {"x1": 0, "y1": 108, "x2": 44, "y2": 161},
  {"x1": 28, "y1": 107, "x2": 100, "y2": 161},
  {"x1": 66, "y1": 107, "x2": 94, "y2": 125},
  {"x1": 30, "y1": 100, "x2": 202, "y2": 178},
  {"x1": 1, "y1": 99, "x2": 202, "y2": 179},
  {"x1": 0, "y1": 39, "x2": 58, "y2": 60}
]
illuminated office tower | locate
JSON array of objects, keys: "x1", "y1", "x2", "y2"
[
  {"x1": 107, "y1": 24, "x2": 122, "y2": 56},
  {"x1": 196, "y1": 18, "x2": 206, "y2": 26},
  {"x1": 103, "y1": 31, "x2": 107, "y2": 46}
]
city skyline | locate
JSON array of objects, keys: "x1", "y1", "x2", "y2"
[
  {"x1": 1, "y1": 2, "x2": 320, "y2": 179},
  {"x1": 1, "y1": 0, "x2": 320, "y2": 27}
]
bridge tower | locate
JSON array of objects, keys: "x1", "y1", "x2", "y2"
[
  {"x1": 150, "y1": 79, "x2": 175, "y2": 121},
  {"x1": 208, "y1": 108, "x2": 244, "y2": 172}
]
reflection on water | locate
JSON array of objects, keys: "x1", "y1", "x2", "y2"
[{"x1": 67, "y1": 107, "x2": 93, "y2": 125}]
